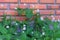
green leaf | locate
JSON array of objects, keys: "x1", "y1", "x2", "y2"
[{"x1": 25, "y1": 8, "x2": 33, "y2": 18}]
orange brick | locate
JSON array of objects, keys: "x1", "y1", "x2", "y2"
[
  {"x1": 40, "y1": 10, "x2": 54, "y2": 15},
  {"x1": 30, "y1": 4, "x2": 46, "y2": 9},
  {"x1": 56, "y1": 10, "x2": 60, "y2": 14},
  {"x1": 0, "y1": 4, "x2": 7, "y2": 9},
  {"x1": 4, "y1": 10, "x2": 18, "y2": 16},
  {"x1": 56, "y1": 0, "x2": 60, "y2": 3},
  {"x1": 0, "y1": 0, "x2": 18, "y2": 2},
  {"x1": 48, "y1": 5, "x2": 59, "y2": 9},
  {"x1": 21, "y1": 0, "x2": 37, "y2": 3},
  {"x1": 40, "y1": 0, "x2": 55, "y2": 3}
]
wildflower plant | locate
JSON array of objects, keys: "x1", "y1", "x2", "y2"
[{"x1": 0, "y1": 8, "x2": 59, "y2": 40}]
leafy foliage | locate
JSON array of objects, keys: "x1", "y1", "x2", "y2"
[{"x1": 0, "y1": 8, "x2": 60, "y2": 40}]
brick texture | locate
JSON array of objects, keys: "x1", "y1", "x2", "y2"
[
  {"x1": 40, "y1": 0, "x2": 55, "y2": 3},
  {"x1": 56, "y1": 0, "x2": 60, "y2": 3},
  {"x1": 30, "y1": 4, "x2": 46, "y2": 9},
  {"x1": 20, "y1": 0, "x2": 37, "y2": 3},
  {"x1": 0, "y1": 0, "x2": 60, "y2": 20},
  {"x1": 0, "y1": 0, "x2": 18, "y2": 2},
  {"x1": 40, "y1": 10, "x2": 54, "y2": 15}
]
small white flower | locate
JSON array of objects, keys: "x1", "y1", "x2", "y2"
[
  {"x1": 42, "y1": 32, "x2": 45, "y2": 35},
  {"x1": 58, "y1": 19, "x2": 60, "y2": 22},
  {"x1": 14, "y1": 32, "x2": 17, "y2": 35},
  {"x1": 36, "y1": 9, "x2": 40, "y2": 13},
  {"x1": 52, "y1": 17, "x2": 55, "y2": 22},
  {"x1": 34, "y1": 39, "x2": 36, "y2": 40},
  {"x1": 15, "y1": 7, "x2": 17, "y2": 9},
  {"x1": 43, "y1": 27, "x2": 45, "y2": 28},
  {"x1": 1, "y1": 4, "x2": 4, "y2": 7},
  {"x1": 51, "y1": 15, "x2": 54, "y2": 18},
  {"x1": 23, "y1": 24, "x2": 26, "y2": 27},
  {"x1": 31, "y1": 4, "x2": 34, "y2": 8},
  {"x1": 16, "y1": 23, "x2": 18, "y2": 25},
  {"x1": 31, "y1": 32, "x2": 34, "y2": 34},
  {"x1": 24, "y1": 3, "x2": 27, "y2": 6},
  {"x1": 6, "y1": 26, "x2": 9, "y2": 28},
  {"x1": 52, "y1": 17, "x2": 55, "y2": 20},
  {"x1": 6, "y1": 16, "x2": 10, "y2": 19},
  {"x1": 23, "y1": 27, "x2": 26, "y2": 30},
  {"x1": 40, "y1": 17, "x2": 44, "y2": 20},
  {"x1": 22, "y1": 31, "x2": 24, "y2": 33}
]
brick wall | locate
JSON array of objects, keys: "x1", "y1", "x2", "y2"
[{"x1": 0, "y1": 0, "x2": 60, "y2": 20}]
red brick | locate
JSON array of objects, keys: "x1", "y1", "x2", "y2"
[
  {"x1": 21, "y1": 0, "x2": 37, "y2": 3},
  {"x1": 48, "y1": 5, "x2": 59, "y2": 9},
  {"x1": 4, "y1": 10, "x2": 18, "y2": 16},
  {"x1": 0, "y1": 4, "x2": 7, "y2": 9},
  {"x1": 0, "y1": 0, "x2": 18, "y2": 2},
  {"x1": 19, "y1": 4, "x2": 27, "y2": 8},
  {"x1": 15, "y1": 16, "x2": 27, "y2": 21},
  {"x1": 56, "y1": 10, "x2": 60, "y2": 14},
  {"x1": 10, "y1": 4, "x2": 18, "y2": 9},
  {"x1": 40, "y1": 10, "x2": 54, "y2": 15},
  {"x1": 0, "y1": 10, "x2": 3, "y2": 15},
  {"x1": 10, "y1": 4, "x2": 27, "y2": 9},
  {"x1": 40, "y1": 0, "x2": 55, "y2": 3},
  {"x1": 30, "y1": 4, "x2": 46, "y2": 9},
  {"x1": 56, "y1": 0, "x2": 60, "y2": 3}
]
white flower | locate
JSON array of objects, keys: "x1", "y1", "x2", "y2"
[
  {"x1": 23, "y1": 24, "x2": 26, "y2": 27},
  {"x1": 31, "y1": 4, "x2": 34, "y2": 8},
  {"x1": 6, "y1": 26, "x2": 9, "y2": 28},
  {"x1": 1, "y1": 4, "x2": 4, "y2": 7},
  {"x1": 6, "y1": 16, "x2": 10, "y2": 19},
  {"x1": 24, "y1": 3, "x2": 27, "y2": 6},
  {"x1": 31, "y1": 32, "x2": 34, "y2": 34},
  {"x1": 36, "y1": 9, "x2": 39, "y2": 12},
  {"x1": 42, "y1": 32, "x2": 45, "y2": 35},
  {"x1": 52, "y1": 17, "x2": 55, "y2": 22},
  {"x1": 22, "y1": 31, "x2": 24, "y2": 33},
  {"x1": 15, "y1": 7, "x2": 17, "y2": 9},
  {"x1": 40, "y1": 17, "x2": 44, "y2": 20},
  {"x1": 52, "y1": 17, "x2": 55, "y2": 20},
  {"x1": 14, "y1": 32, "x2": 17, "y2": 35},
  {"x1": 58, "y1": 19, "x2": 60, "y2": 22},
  {"x1": 51, "y1": 15, "x2": 54, "y2": 18},
  {"x1": 16, "y1": 23, "x2": 18, "y2": 25},
  {"x1": 23, "y1": 27, "x2": 26, "y2": 30},
  {"x1": 42, "y1": 27, "x2": 45, "y2": 28},
  {"x1": 34, "y1": 39, "x2": 36, "y2": 40}
]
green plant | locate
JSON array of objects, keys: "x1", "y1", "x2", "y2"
[{"x1": 0, "y1": 8, "x2": 59, "y2": 40}]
